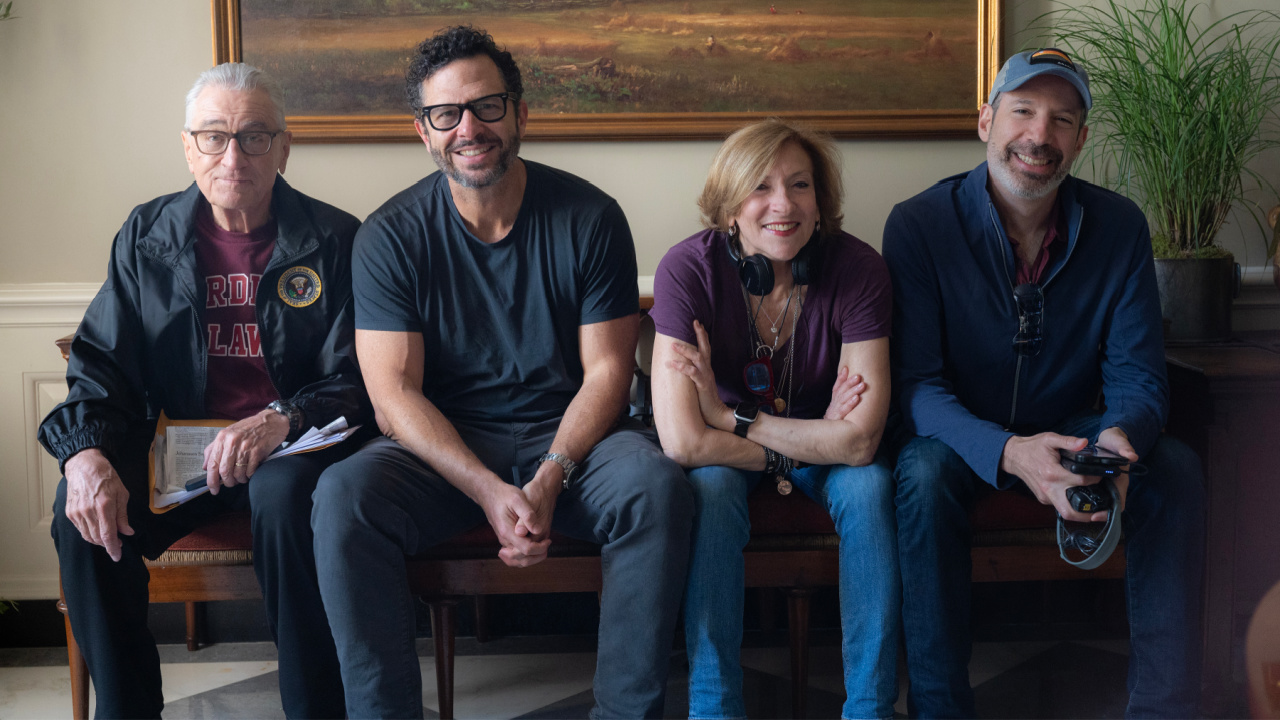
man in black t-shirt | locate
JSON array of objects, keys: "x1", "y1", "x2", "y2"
[{"x1": 312, "y1": 26, "x2": 692, "y2": 718}]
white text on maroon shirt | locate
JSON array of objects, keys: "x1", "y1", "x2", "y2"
[{"x1": 205, "y1": 273, "x2": 264, "y2": 357}]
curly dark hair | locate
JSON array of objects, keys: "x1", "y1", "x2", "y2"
[{"x1": 404, "y1": 25, "x2": 524, "y2": 116}]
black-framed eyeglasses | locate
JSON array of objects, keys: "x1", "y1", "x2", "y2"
[
  {"x1": 1012, "y1": 283, "x2": 1044, "y2": 357},
  {"x1": 187, "y1": 129, "x2": 283, "y2": 156},
  {"x1": 418, "y1": 93, "x2": 513, "y2": 131}
]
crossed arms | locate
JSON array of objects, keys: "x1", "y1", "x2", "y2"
[{"x1": 651, "y1": 320, "x2": 891, "y2": 471}]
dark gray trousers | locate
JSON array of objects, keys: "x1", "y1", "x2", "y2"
[{"x1": 312, "y1": 416, "x2": 693, "y2": 719}]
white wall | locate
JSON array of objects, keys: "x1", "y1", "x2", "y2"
[{"x1": 0, "y1": 0, "x2": 1276, "y2": 599}]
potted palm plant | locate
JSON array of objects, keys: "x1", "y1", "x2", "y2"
[{"x1": 1035, "y1": 0, "x2": 1280, "y2": 342}]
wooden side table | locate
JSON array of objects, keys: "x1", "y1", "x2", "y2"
[{"x1": 1165, "y1": 332, "x2": 1280, "y2": 716}]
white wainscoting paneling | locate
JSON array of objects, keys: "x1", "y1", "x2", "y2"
[
  {"x1": 25, "y1": 373, "x2": 69, "y2": 530},
  {"x1": 0, "y1": 284, "x2": 94, "y2": 599}
]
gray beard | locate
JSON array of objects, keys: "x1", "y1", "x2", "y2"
[
  {"x1": 431, "y1": 135, "x2": 521, "y2": 189},
  {"x1": 989, "y1": 146, "x2": 1074, "y2": 200}
]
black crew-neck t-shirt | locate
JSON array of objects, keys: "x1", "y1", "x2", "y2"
[{"x1": 353, "y1": 160, "x2": 639, "y2": 423}]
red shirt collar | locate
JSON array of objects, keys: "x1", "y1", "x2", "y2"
[{"x1": 1011, "y1": 201, "x2": 1064, "y2": 285}]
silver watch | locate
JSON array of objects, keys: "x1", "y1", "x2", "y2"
[
  {"x1": 539, "y1": 452, "x2": 579, "y2": 490},
  {"x1": 267, "y1": 399, "x2": 303, "y2": 437}
]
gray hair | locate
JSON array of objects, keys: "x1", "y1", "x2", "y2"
[{"x1": 185, "y1": 63, "x2": 287, "y2": 130}]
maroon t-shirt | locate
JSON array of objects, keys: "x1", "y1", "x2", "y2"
[
  {"x1": 194, "y1": 206, "x2": 278, "y2": 421},
  {"x1": 651, "y1": 229, "x2": 892, "y2": 420}
]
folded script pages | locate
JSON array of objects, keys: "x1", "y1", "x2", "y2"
[{"x1": 149, "y1": 412, "x2": 360, "y2": 513}]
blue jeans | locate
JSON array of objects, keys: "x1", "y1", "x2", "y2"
[
  {"x1": 312, "y1": 417, "x2": 692, "y2": 719},
  {"x1": 683, "y1": 457, "x2": 901, "y2": 720},
  {"x1": 894, "y1": 413, "x2": 1205, "y2": 719}
]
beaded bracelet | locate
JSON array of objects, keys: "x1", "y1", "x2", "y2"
[{"x1": 763, "y1": 446, "x2": 794, "y2": 495}]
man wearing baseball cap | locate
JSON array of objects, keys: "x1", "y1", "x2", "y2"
[{"x1": 883, "y1": 48, "x2": 1205, "y2": 717}]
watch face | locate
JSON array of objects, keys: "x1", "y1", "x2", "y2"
[
  {"x1": 271, "y1": 401, "x2": 300, "y2": 429},
  {"x1": 735, "y1": 403, "x2": 759, "y2": 422}
]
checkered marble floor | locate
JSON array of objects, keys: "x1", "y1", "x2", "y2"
[{"x1": 0, "y1": 635, "x2": 1130, "y2": 718}]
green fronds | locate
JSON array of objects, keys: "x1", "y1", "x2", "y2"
[{"x1": 1030, "y1": 0, "x2": 1280, "y2": 258}]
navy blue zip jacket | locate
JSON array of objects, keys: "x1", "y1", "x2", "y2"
[
  {"x1": 882, "y1": 162, "x2": 1168, "y2": 488},
  {"x1": 39, "y1": 177, "x2": 372, "y2": 475}
]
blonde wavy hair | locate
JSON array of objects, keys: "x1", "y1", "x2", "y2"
[{"x1": 698, "y1": 118, "x2": 843, "y2": 239}]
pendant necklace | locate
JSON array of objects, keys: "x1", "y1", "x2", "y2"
[
  {"x1": 757, "y1": 290, "x2": 794, "y2": 339},
  {"x1": 741, "y1": 284, "x2": 801, "y2": 416},
  {"x1": 740, "y1": 285, "x2": 805, "y2": 496},
  {"x1": 772, "y1": 291, "x2": 801, "y2": 416},
  {"x1": 772, "y1": 295, "x2": 802, "y2": 494}
]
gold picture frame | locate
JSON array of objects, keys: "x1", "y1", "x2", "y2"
[{"x1": 212, "y1": 0, "x2": 1001, "y2": 143}]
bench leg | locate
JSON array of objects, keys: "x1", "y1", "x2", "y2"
[
  {"x1": 185, "y1": 601, "x2": 205, "y2": 651},
  {"x1": 787, "y1": 588, "x2": 813, "y2": 720},
  {"x1": 472, "y1": 595, "x2": 490, "y2": 643},
  {"x1": 758, "y1": 587, "x2": 779, "y2": 632},
  {"x1": 58, "y1": 587, "x2": 90, "y2": 720},
  {"x1": 429, "y1": 598, "x2": 458, "y2": 720}
]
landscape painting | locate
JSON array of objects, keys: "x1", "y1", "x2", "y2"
[{"x1": 216, "y1": 0, "x2": 1000, "y2": 141}]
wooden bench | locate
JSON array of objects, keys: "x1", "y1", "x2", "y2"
[
  {"x1": 53, "y1": 334, "x2": 1124, "y2": 720},
  {"x1": 56, "y1": 478, "x2": 1121, "y2": 720}
]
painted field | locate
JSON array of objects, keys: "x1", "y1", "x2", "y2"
[{"x1": 241, "y1": 0, "x2": 977, "y2": 117}]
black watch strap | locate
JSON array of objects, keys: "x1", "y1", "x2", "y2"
[
  {"x1": 733, "y1": 403, "x2": 759, "y2": 438},
  {"x1": 268, "y1": 399, "x2": 304, "y2": 438}
]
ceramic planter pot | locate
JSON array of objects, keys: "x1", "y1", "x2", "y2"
[
  {"x1": 1153, "y1": 256, "x2": 1238, "y2": 343},
  {"x1": 1271, "y1": 206, "x2": 1279, "y2": 289}
]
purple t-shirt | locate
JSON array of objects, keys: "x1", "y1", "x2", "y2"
[{"x1": 651, "y1": 228, "x2": 891, "y2": 420}]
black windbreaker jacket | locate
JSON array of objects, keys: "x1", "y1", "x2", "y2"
[{"x1": 39, "y1": 176, "x2": 372, "y2": 475}]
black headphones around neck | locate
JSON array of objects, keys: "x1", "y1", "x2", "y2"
[{"x1": 725, "y1": 227, "x2": 818, "y2": 296}]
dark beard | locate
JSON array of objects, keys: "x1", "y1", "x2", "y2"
[{"x1": 430, "y1": 133, "x2": 521, "y2": 189}]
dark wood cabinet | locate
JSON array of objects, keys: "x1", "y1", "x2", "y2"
[{"x1": 1165, "y1": 332, "x2": 1280, "y2": 717}]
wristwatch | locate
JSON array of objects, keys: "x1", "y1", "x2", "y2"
[
  {"x1": 539, "y1": 452, "x2": 580, "y2": 490},
  {"x1": 733, "y1": 402, "x2": 760, "y2": 438},
  {"x1": 267, "y1": 399, "x2": 304, "y2": 438}
]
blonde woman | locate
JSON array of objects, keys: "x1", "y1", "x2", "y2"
[{"x1": 650, "y1": 119, "x2": 899, "y2": 720}]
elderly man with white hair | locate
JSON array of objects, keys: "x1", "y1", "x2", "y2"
[{"x1": 39, "y1": 63, "x2": 370, "y2": 718}]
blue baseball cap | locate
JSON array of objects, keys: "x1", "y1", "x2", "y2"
[{"x1": 988, "y1": 48, "x2": 1092, "y2": 115}]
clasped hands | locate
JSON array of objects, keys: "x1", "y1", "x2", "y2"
[
  {"x1": 1001, "y1": 426, "x2": 1136, "y2": 523},
  {"x1": 666, "y1": 320, "x2": 865, "y2": 430},
  {"x1": 62, "y1": 409, "x2": 288, "y2": 562},
  {"x1": 478, "y1": 463, "x2": 563, "y2": 568}
]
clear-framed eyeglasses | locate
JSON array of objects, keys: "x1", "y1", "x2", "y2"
[
  {"x1": 418, "y1": 93, "x2": 512, "y2": 131},
  {"x1": 187, "y1": 129, "x2": 283, "y2": 156}
]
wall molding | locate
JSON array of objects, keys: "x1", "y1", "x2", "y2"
[
  {"x1": 1242, "y1": 265, "x2": 1275, "y2": 288},
  {"x1": 0, "y1": 283, "x2": 98, "y2": 328}
]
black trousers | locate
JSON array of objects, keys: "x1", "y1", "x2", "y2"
[{"x1": 51, "y1": 440, "x2": 358, "y2": 719}]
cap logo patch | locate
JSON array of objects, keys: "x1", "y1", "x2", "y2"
[
  {"x1": 278, "y1": 266, "x2": 321, "y2": 308},
  {"x1": 1030, "y1": 48, "x2": 1076, "y2": 72}
]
